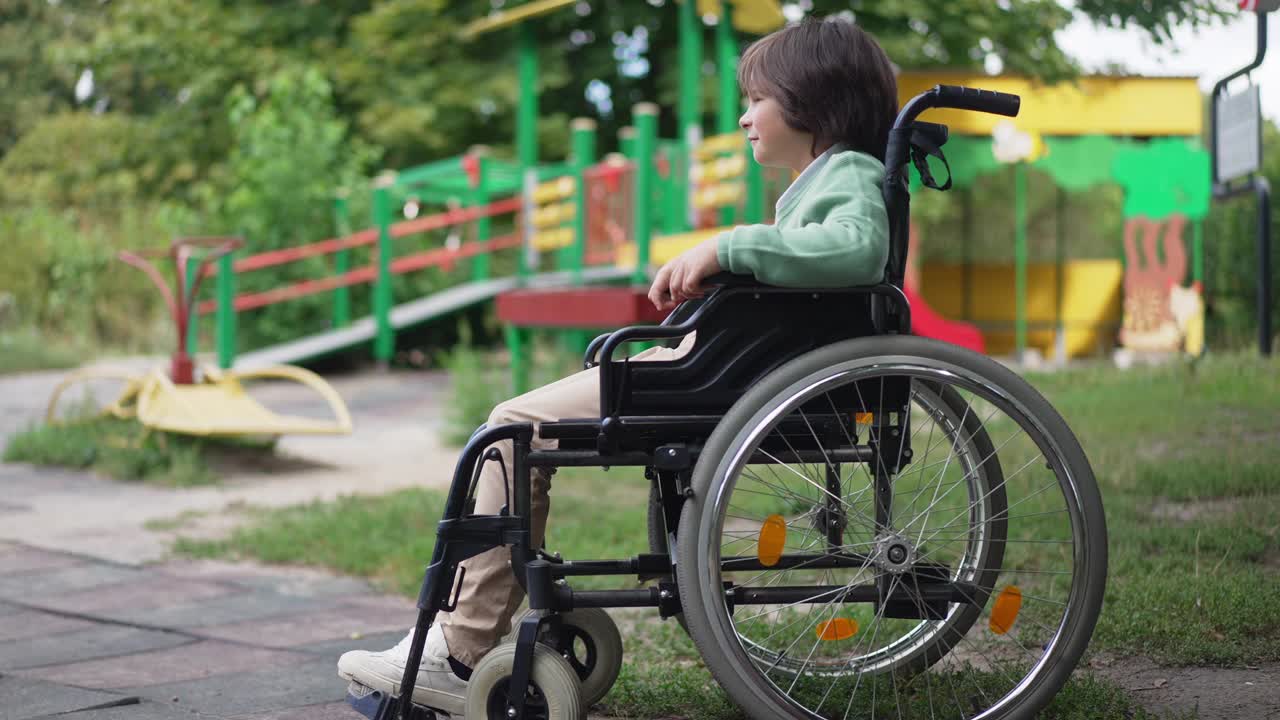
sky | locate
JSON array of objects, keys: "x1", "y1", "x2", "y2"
[{"x1": 1055, "y1": 8, "x2": 1279, "y2": 123}]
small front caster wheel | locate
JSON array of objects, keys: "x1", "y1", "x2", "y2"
[
  {"x1": 508, "y1": 608, "x2": 622, "y2": 708},
  {"x1": 465, "y1": 643, "x2": 584, "y2": 720}
]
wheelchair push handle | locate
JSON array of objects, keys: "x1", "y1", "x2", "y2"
[{"x1": 932, "y1": 85, "x2": 1021, "y2": 118}]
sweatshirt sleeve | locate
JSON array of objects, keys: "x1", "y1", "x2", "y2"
[{"x1": 714, "y1": 155, "x2": 889, "y2": 288}]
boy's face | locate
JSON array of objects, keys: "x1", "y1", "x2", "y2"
[{"x1": 739, "y1": 95, "x2": 816, "y2": 174}]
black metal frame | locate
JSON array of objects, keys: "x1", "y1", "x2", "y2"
[{"x1": 379, "y1": 84, "x2": 1021, "y2": 720}]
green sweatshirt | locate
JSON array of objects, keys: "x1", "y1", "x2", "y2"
[{"x1": 715, "y1": 145, "x2": 889, "y2": 287}]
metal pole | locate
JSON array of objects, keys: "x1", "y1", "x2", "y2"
[
  {"x1": 1015, "y1": 162, "x2": 1028, "y2": 359},
  {"x1": 1210, "y1": 10, "x2": 1271, "y2": 357},
  {"x1": 184, "y1": 256, "x2": 200, "y2": 359},
  {"x1": 678, "y1": 0, "x2": 701, "y2": 233},
  {"x1": 1258, "y1": 177, "x2": 1273, "y2": 356},
  {"x1": 1055, "y1": 187, "x2": 1066, "y2": 364},
  {"x1": 518, "y1": 23, "x2": 539, "y2": 171},
  {"x1": 1211, "y1": 12, "x2": 1268, "y2": 186},
  {"x1": 634, "y1": 103, "x2": 659, "y2": 285},
  {"x1": 716, "y1": 2, "x2": 738, "y2": 227},
  {"x1": 472, "y1": 148, "x2": 492, "y2": 282},
  {"x1": 373, "y1": 179, "x2": 395, "y2": 366},
  {"x1": 216, "y1": 251, "x2": 236, "y2": 369},
  {"x1": 332, "y1": 192, "x2": 352, "y2": 328},
  {"x1": 571, "y1": 118, "x2": 597, "y2": 285}
]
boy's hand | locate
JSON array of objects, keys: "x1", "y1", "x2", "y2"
[{"x1": 648, "y1": 236, "x2": 722, "y2": 311}]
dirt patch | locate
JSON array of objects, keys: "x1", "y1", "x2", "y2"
[
  {"x1": 1148, "y1": 497, "x2": 1246, "y2": 524},
  {"x1": 1091, "y1": 655, "x2": 1280, "y2": 720}
]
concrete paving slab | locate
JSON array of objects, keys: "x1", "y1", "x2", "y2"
[
  {"x1": 0, "y1": 545, "x2": 86, "y2": 575},
  {"x1": 0, "y1": 563, "x2": 143, "y2": 602},
  {"x1": 120, "y1": 658, "x2": 343, "y2": 717},
  {"x1": 96, "y1": 590, "x2": 337, "y2": 630},
  {"x1": 0, "y1": 600, "x2": 27, "y2": 617},
  {"x1": 193, "y1": 605, "x2": 409, "y2": 649},
  {"x1": 38, "y1": 576, "x2": 238, "y2": 615},
  {"x1": 0, "y1": 675, "x2": 136, "y2": 720},
  {"x1": 17, "y1": 640, "x2": 312, "y2": 690},
  {"x1": 54, "y1": 699, "x2": 208, "y2": 720},
  {"x1": 0, "y1": 624, "x2": 192, "y2": 671},
  {"x1": 230, "y1": 700, "x2": 356, "y2": 720},
  {"x1": 158, "y1": 560, "x2": 374, "y2": 599},
  {"x1": 295, "y1": 630, "x2": 407, "y2": 660},
  {"x1": 0, "y1": 609, "x2": 97, "y2": 643}
]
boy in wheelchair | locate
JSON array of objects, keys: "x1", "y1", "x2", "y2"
[
  {"x1": 339, "y1": 16, "x2": 898, "y2": 715},
  {"x1": 338, "y1": 14, "x2": 1106, "y2": 720}
]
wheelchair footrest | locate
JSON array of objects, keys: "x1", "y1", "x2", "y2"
[{"x1": 346, "y1": 681, "x2": 440, "y2": 720}]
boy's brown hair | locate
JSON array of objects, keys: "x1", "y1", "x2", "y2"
[{"x1": 738, "y1": 16, "x2": 898, "y2": 163}]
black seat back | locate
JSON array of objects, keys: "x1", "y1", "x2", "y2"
[{"x1": 614, "y1": 288, "x2": 877, "y2": 416}]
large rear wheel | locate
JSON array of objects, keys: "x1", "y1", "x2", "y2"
[{"x1": 676, "y1": 336, "x2": 1107, "y2": 720}]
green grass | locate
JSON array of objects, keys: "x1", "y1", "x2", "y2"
[
  {"x1": 0, "y1": 329, "x2": 85, "y2": 374},
  {"x1": 3, "y1": 415, "x2": 277, "y2": 487},
  {"x1": 170, "y1": 352, "x2": 1279, "y2": 718}
]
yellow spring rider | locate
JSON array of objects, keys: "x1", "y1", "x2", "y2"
[{"x1": 47, "y1": 238, "x2": 352, "y2": 437}]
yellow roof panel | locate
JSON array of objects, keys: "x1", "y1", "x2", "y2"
[{"x1": 898, "y1": 71, "x2": 1203, "y2": 137}]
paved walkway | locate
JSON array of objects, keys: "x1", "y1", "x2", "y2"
[
  {"x1": 0, "y1": 542, "x2": 415, "y2": 720},
  {"x1": 0, "y1": 361, "x2": 461, "y2": 720},
  {"x1": 0, "y1": 363, "x2": 461, "y2": 564}
]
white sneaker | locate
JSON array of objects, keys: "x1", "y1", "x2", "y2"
[{"x1": 338, "y1": 625, "x2": 467, "y2": 716}]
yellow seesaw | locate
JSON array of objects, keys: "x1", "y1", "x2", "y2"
[{"x1": 45, "y1": 237, "x2": 352, "y2": 437}]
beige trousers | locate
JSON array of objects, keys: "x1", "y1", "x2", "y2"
[{"x1": 438, "y1": 334, "x2": 695, "y2": 666}]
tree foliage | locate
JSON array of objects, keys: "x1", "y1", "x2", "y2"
[{"x1": 2, "y1": 0, "x2": 1256, "y2": 349}]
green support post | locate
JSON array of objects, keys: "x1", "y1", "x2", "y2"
[
  {"x1": 619, "y1": 126, "x2": 637, "y2": 160},
  {"x1": 716, "y1": 2, "x2": 739, "y2": 227},
  {"x1": 472, "y1": 148, "x2": 492, "y2": 282},
  {"x1": 1014, "y1": 162, "x2": 1028, "y2": 359},
  {"x1": 184, "y1": 256, "x2": 200, "y2": 359},
  {"x1": 677, "y1": 0, "x2": 701, "y2": 232},
  {"x1": 634, "y1": 103, "x2": 658, "y2": 285},
  {"x1": 570, "y1": 118, "x2": 597, "y2": 284},
  {"x1": 515, "y1": 23, "x2": 539, "y2": 283},
  {"x1": 332, "y1": 193, "x2": 353, "y2": 328},
  {"x1": 518, "y1": 24, "x2": 538, "y2": 169},
  {"x1": 506, "y1": 325, "x2": 532, "y2": 396},
  {"x1": 373, "y1": 178, "x2": 396, "y2": 365},
  {"x1": 216, "y1": 251, "x2": 236, "y2": 369},
  {"x1": 568, "y1": 118, "x2": 597, "y2": 355}
]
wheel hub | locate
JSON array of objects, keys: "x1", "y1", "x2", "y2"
[{"x1": 874, "y1": 533, "x2": 916, "y2": 574}]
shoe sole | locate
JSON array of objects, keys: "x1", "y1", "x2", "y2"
[{"x1": 338, "y1": 667, "x2": 465, "y2": 716}]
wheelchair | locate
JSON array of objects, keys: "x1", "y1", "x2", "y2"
[{"x1": 357, "y1": 85, "x2": 1108, "y2": 720}]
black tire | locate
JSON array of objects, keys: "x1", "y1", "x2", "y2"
[{"x1": 676, "y1": 336, "x2": 1107, "y2": 720}]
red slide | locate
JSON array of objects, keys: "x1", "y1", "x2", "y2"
[{"x1": 903, "y1": 286, "x2": 986, "y2": 354}]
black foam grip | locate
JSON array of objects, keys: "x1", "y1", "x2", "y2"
[{"x1": 934, "y1": 85, "x2": 1021, "y2": 117}]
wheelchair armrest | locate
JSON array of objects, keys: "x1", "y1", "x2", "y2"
[{"x1": 702, "y1": 271, "x2": 767, "y2": 288}]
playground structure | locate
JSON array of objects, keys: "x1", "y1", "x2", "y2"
[
  {"x1": 178, "y1": 0, "x2": 1228, "y2": 391},
  {"x1": 48, "y1": 238, "x2": 352, "y2": 437}
]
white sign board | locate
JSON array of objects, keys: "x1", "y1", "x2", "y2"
[{"x1": 1216, "y1": 85, "x2": 1261, "y2": 184}]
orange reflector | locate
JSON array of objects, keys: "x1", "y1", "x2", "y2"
[
  {"x1": 757, "y1": 514, "x2": 787, "y2": 567},
  {"x1": 989, "y1": 585, "x2": 1023, "y2": 635},
  {"x1": 816, "y1": 617, "x2": 858, "y2": 641},
  {"x1": 855, "y1": 412, "x2": 873, "y2": 424}
]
